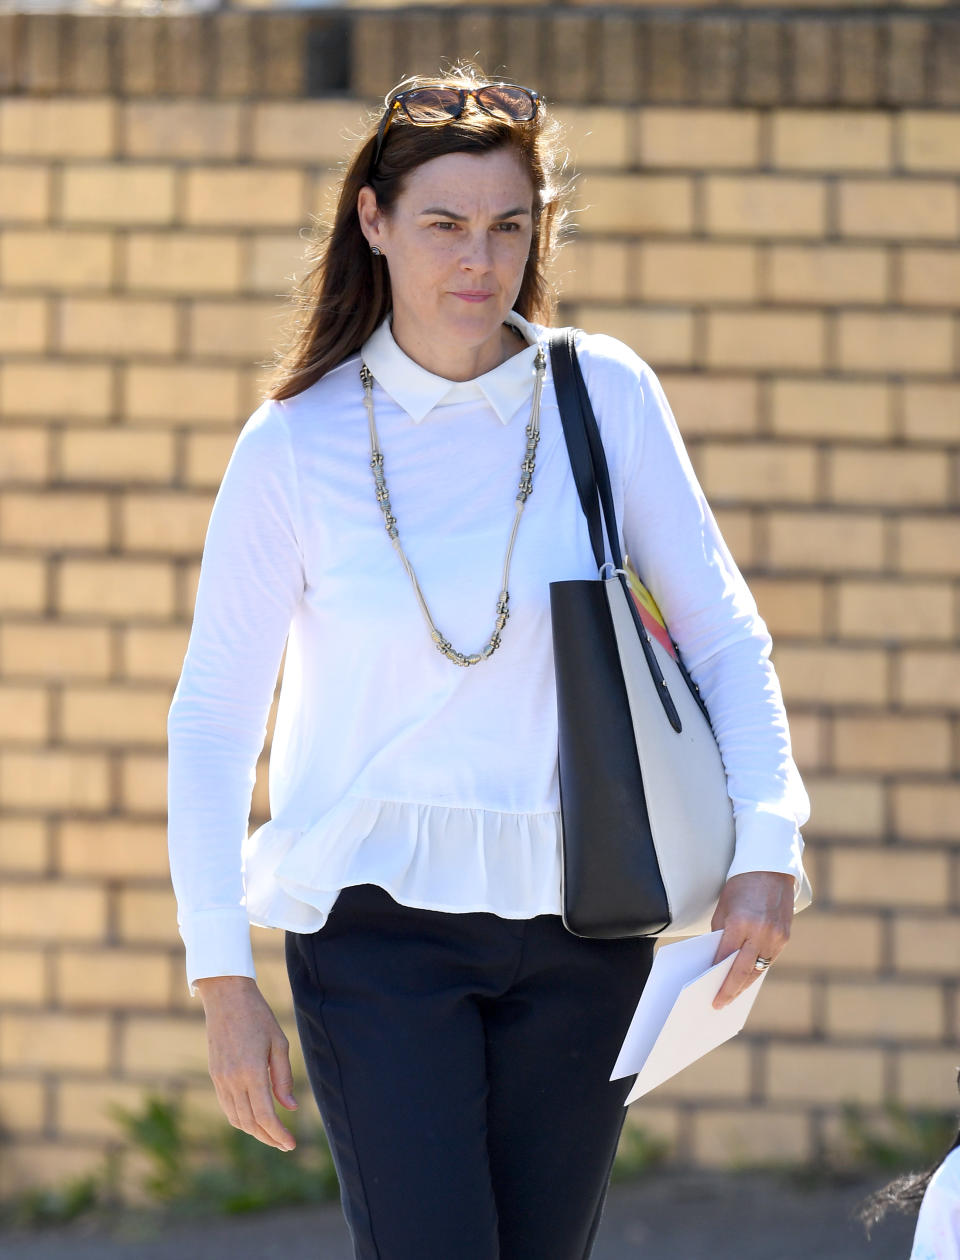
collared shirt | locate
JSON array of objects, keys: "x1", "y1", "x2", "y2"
[{"x1": 167, "y1": 307, "x2": 812, "y2": 997}]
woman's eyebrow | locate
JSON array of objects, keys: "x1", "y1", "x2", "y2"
[{"x1": 418, "y1": 206, "x2": 531, "y2": 219}]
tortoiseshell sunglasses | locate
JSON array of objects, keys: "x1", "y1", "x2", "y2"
[{"x1": 368, "y1": 83, "x2": 542, "y2": 181}]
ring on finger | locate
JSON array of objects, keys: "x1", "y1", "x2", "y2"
[{"x1": 753, "y1": 955, "x2": 773, "y2": 972}]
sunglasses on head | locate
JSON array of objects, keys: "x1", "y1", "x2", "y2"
[{"x1": 368, "y1": 83, "x2": 542, "y2": 182}]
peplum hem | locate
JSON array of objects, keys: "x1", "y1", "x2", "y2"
[{"x1": 241, "y1": 793, "x2": 564, "y2": 934}]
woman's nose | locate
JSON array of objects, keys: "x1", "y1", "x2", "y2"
[{"x1": 459, "y1": 232, "x2": 494, "y2": 269}]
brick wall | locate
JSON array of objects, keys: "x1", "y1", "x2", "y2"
[{"x1": 0, "y1": 8, "x2": 958, "y2": 1195}]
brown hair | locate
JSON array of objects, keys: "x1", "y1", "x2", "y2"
[{"x1": 260, "y1": 62, "x2": 576, "y2": 402}]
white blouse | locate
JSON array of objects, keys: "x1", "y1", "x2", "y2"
[
  {"x1": 167, "y1": 308, "x2": 811, "y2": 997},
  {"x1": 910, "y1": 1146, "x2": 960, "y2": 1260}
]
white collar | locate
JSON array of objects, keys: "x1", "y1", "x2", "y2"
[{"x1": 359, "y1": 309, "x2": 543, "y2": 425}]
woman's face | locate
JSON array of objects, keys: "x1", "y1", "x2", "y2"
[{"x1": 357, "y1": 146, "x2": 536, "y2": 369}]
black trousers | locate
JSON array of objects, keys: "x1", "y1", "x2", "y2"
[{"x1": 285, "y1": 881, "x2": 655, "y2": 1260}]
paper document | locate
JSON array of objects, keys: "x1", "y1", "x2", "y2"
[{"x1": 610, "y1": 929, "x2": 769, "y2": 1104}]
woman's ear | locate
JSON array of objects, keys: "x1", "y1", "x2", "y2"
[{"x1": 356, "y1": 185, "x2": 384, "y2": 251}]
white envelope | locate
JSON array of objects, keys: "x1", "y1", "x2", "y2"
[{"x1": 610, "y1": 928, "x2": 769, "y2": 1104}]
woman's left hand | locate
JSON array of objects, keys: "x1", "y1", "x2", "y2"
[{"x1": 709, "y1": 871, "x2": 796, "y2": 1010}]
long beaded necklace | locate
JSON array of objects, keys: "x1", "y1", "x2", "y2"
[{"x1": 359, "y1": 338, "x2": 547, "y2": 667}]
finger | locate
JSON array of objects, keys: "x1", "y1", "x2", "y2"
[
  {"x1": 269, "y1": 1037, "x2": 298, "y2": 1110},
  {"x1": 233, "y1": 1083, "x2": 293, "y2": 1150},
  {"x1": 712, "y1": 942, "x2": 767, "y2": 1009},
  {"x1": 711, "y1": 924, "x2": 747, "y2": 968}
]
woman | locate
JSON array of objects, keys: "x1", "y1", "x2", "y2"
[{"x1": 167, "y1": 64, "x2": 812, "y2": 1259}]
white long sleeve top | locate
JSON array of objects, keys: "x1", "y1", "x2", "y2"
[
  {"x1": 910, "y1": 1146, "x2": 960, "y2": 1260},
  {"x1": 167, "y1": 307, "x2": 812, "y2": 997}
]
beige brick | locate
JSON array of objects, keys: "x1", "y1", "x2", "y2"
[
  {"x1": 59, "y1": 558, "x2": 175, "y2": 618},
  {"x1": 746, "y1": 975, "x2": 816, "y2": 1036},
  {"x1": 750, "y1": 578, "x2": 825, "y2": 637},
  {"x1": 767, "y1": 245, "x2": 887, "y2": 305},
  {"x1": 559, "y1": 106, "x2": 632, "y2": 170},
  {"x1": 56, "y1": 1078, "x2": 151, "y2": 1140},
  {"x1": 57, "y1": 948, "x2": 170, "y2": 1008},
  {"x1": 0, "y1": 684, "x2": 47, "y2": 742},
  {"x1": 803, "y1": 777, "x2": 886, "y2": 840},
  {"x1": 62, "y1": 165, "x2": 176, "y2": 226},
  {"x1": 712, "y1": 509, "x2": 756, "y2": 567},
  {"x1": 122, "y1": 1016, "x2": 208, "y2": 1074},
  {"x1": 696, "y1": 442, "x2": 818, "y2": 503},
  {"x1": 902, "y1": 385, "x2": 960, "y2": 446},
  {"x1": 123, "y1": 363, "x2": 244, "y2": 426},
  {"x1": 900, "y1": 650, "x2": 960, "y2": 707},
  {"x1": 0, "y1": 1141, "x2": 110, "y2": 1197},
  {"x1": 0, "y1": 163, "x2": 51, "y2": 221},
  {"x1": 892, "y1": 782, "x2": 960, "y2": 843},
  {"x1": 0, "y1": 946, "x2": 47, "y2": 1003},
  {"x1": 0, "y1": 295, "x2": 47, "y2": 352},
  {"x1": 119, "y1": 752, "x2": 168, "y2": 815},
  {"x1": 771, "y1": 110, "x2": 891, "y2": 171},
  {"x1": 692, "y1": 1108, "x2": 811, "y2": 1169},
  {"x1": 706, "y1": 311, "x2": 824, "y2": 370},
  {"x1": 655, "y1": 1042, "x2": 752, "y2": 1102},
  {"x1": 60, "y1": 428, "x2": 174, "y2": 484},
  {"x1": 555, "y1": 239, "x2": 632, "y2": 305},
  {"x1": 767, "y1": 1044, "x2": 884, "y2": 1104},
  {"x1": 1, "y1": 229, "x2": 113, "y2": 290},
  {"x1": 252, "y1": 99, "x2": 387, "y2": 164},
  {"x1": 837, "y1": 579, "x2": 953, "y2": 641},
  {"x1": 705, "y1": 176, "x2": 826, "y2": 237},
  {"x1": 0, "y1": 98, "x2": 115, "y2": 157},
  {"x1": 659, "y1": 374, "x2": 759, "y2": 438},
  {"x1": 247, "y1": 233, "x2": 312, "y2": 296},
  {"x1": 117, "y1": 887, "x2": 181, "y2": 947},
  {"x1": 788, "y1": 713, "x2": 826, "y2": 773},
  {"x1": 0, "y1": 879, "x2": 107, "y2": 942},
  {"x1": 60, "y1": 297, "x2": 178, "y2": 357},
  {"x1": 833, "y1": 716, "x2": 951, "y2": 773},
  {"x1": 0, "y1": 818, "x2": 48, "y2": 874},
  {"x1": 124, "y1": 232, "x2": 243, "y2": 295},
  {"x1": 898, "y1": 517, "x2": 960, "y2": 576},
  {"x1": 830, "y1": 846, "x2": 950, "y2": 909},
  {"x1": 900, "y1": 112, "x2": 960, "y2": 173},
  {"x1": 565, "y1": 305, "x2": 694, "y2": 367},
  {"x1": 189, "y1": 298, "x2": 290, "y2": 361},
  {"x1": 826, "y1": 979, "x2": 943, "y2": 1040},
  {"x1": 574, "y1": 174, "x2": 693, "y2": 233},
  {"x1": 901, "y1": 248, "x2": 960, "y2": 307},
  {"x1": 58, "y1": 818, "x2": 168, "y2": 880},
  {"x1": 120, "y1": 491, "x2": 213, "y2": 554},
  {"x1": 123, "y1": 101, "x2": 242, "y2": 159},
  {"x1": 775, "y1": 909, "x2": 883, "y2": 973},
  {"x1": 124, "y1": 625, "x2": 191, "y2": 681},
  {"x1": 898, "y1": 1050, "x2": 960, "y2": 1108},
  {"x1": 773, "y1": 645, "x2": 888, "y2": 705},
  {"x1": 766, "y1": 511, "x2": 886, "y2": 573},
  {"x1": 638, "y1": 108, "x2": 759, "y2": 168},
  {"x1": 837, "y1": 312, "x2": 954, "y2": 375},
  {"x1": 0, "y1": 1012, "x2": 111, "y2": 1071},
  {"x1": 894, "y1": 915, "x2": 960, "y2": 976},
  {"x1": 61, "y1": 685, "x2": 170, "y2": 744},
  {"x1": 0, "y1": 621, "x2": 111, "y2": 680},
  {"x1": 0, "y1": 361, "x2": 114, "y2": 421},
  {"x1": 0, "y1": 492, "x2": 110, "y2": 549},
  {"x1": 0, "y1": 427, "x2": 48, "y2": 483},
  {"x1": 0, "y1": 555, "x2": 46, "y2": 613},
  {"x1": 770, "y1": 378, "x2": 891, "y2": 441},
  {"x1": 0, "y1": 1077, "x2": 46, "y2": 1132},
  {"x1": 830, "y1": 447, "x2": 951, "y2": 506},
  {"x1": 638, "y1": 241, "x2": 757, "y2": 302},
  {"x1": 0, "y1": 751, "x2": 111, "y2": 811},
  {"x1": 184, "y1": 168, "x2": 305, "y2": 228},
  {"x1": 838, "y1": 178, "x2": 958, "y2": 240}
]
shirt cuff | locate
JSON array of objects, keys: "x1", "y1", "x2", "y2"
[
  {"x1": 179, "y1": 907, "x2": 257, "y2": 998},
  {"x1": 725, "y1": 806, "x2": 812, "y2": 907}
]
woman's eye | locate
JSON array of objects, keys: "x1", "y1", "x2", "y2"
[
  {"x1": 432, "y1": 222, "x2": 457, "y2": 230},
  {"x1": 497, "y1": 222, "x2": 521, "y2": 231}
]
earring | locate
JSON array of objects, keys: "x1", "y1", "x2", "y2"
[{"x1": 371, "y1": 246, "x2": 383, "y2": 256}]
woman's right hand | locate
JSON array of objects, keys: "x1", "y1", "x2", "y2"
[{"x1": 195, "y1": 975, "x2": 299, "y2": 1151}]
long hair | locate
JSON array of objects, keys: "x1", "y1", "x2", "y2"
[
  {"x1": 260, "y1": 62, "x2": 576, "y2": 402},
  {"x1": 855, "y1": 1068, "x2": 960, "y2": 1236}
]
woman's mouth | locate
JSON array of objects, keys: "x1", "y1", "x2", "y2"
[{"x1": 452, "y1": 292, "x2": 493, "y2": 302}]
